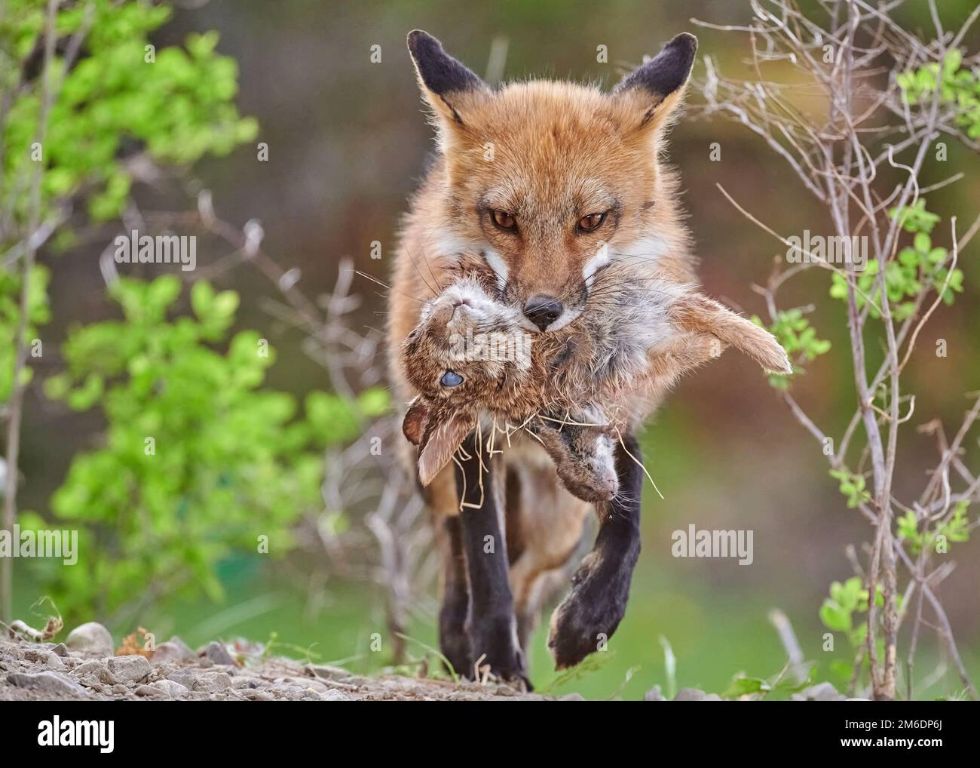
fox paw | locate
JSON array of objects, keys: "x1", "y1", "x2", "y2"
[
  {"x1": 466, "y1": 613, "x2": 531, "y2": 688},
  {"x1": 547, "y1": 555, "x2": 630, "y2": 669}
]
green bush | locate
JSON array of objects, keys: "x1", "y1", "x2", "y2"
[{"x1": 23, "y1": 276, "x2": 386, "y2": 624}]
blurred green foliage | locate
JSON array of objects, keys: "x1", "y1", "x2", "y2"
[
  {"x1": 25, "y1": 275, "x2": 387, "y2": 623},
  {"x1": 898, "y1": 501, "x2": 971, "y2": 556},
  {"x1": 820, "y1": 577, "x2": 886, "y2": 681},
  {"x1": 0, "y1": 0, "x2": 256, "y2": 226},
  {"x1": 829, "y1": 469, "x2": 871, "y2": 509},
  {"x1": 0, "y1": 264, "x2": 50, "y2": 402},
  {"x1": 897, "y1": 49, "x2": 980, "y2": 139},
  {"x1": 1, "y1": 1, "x2": 389, "y2": 625}
]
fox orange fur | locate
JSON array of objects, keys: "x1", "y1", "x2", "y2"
[{"x1": 387, "y1": 30, "x2": 788, "y2": 682}]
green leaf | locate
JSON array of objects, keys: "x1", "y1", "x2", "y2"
[
  {"x1": 212, "y1": 290, "x2": 239, "y2": 318},
  {"x1": 191, "y1": 280, "x2": 215, "y2": 320},
  {"x1": 820, "y1": 600, "x2": 851, "y2": 633},
  {"x1": 723, "y1": 675, "x2": 772, "y2": 698},
  {"x1": 357, "y1": 387, "x2": 390, "y2": 417}
]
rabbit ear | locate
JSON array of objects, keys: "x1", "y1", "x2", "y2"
[
  {"x1": 671, "y1": 294, "x2": 792, "y2": 375},
  {"x1": 402, "y1": 397, "x2": 430, "y2": 446},
  {"x1": 417, "y1": 410, "x2": 476, "y2": 487}
]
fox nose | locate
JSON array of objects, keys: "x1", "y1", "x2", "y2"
[{"x1": 523, "y1": 295, "x2": 563, "y2": 331}]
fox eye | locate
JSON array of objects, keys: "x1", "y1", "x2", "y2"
[
  {"x1": 577, "y1": 212, "x2": 606, "y2": 233},
  {"x1": 490, "y1": 209, "x2": 517, "y2": 231},
  {"x1": 440, "y1": 370, "x2": 464, "y2": 388}
]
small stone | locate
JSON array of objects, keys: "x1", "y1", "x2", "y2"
[
  {"x1": 106, "y1": 655, "x2": 151, "y2": 684},
  {"x1": 193, "y1": 671, "x2": 233, "y2": 692},
  {"x1": 792, "y1": 682, "x2": 846, "y2": 702},
  {"x1": 151, "y1": 639, "x2": 195, "y2": 665},
  {"x1": 166, "y1": 670, "x2": 196, "y2": 688},
  {"x1": 306, "y1": 664, "x2": 355, "y2": 682},
  {"x1": 168, "y1": 636, "x2": 195, "y2": 657},
  {"x1": 326, "y1": 688, "x2": 356, "y2": 701},
  {"x1": 49, "y1": 643, "x2": 69, "y2": 657},
  {"x1": 7, "y1": 671, "x2": 90, "y2": 697},
  {"x1": 643, "y1": 685, "x2": 665, "y2": 701},
  {"x1": 134, "y1": 684, "x2": 167, "y2": 698},
  {"x1": 65, "y1": 622, "x2": 114, "y2": 657},
  {"x1": 674, "y1": 687, "x2": 722, "y2": 701},
  {"x1": 72, "y1": 659, "x2": 108, "y2": 686},
  {"x1": 45, "y1": 653, "x2": 66, "y2": 671},
  {"x1": 320, "y1": 690, "x2": 351, "y2": 701},
  {"x1": 204, "y1": 641, "x2": 236, "y2": 666},
  {"x1": 244, "y1": 689, "x2": 274, "y2": 701},
  {"x1": 152, "y1": 679, "x2": 189, "y2": 699}
]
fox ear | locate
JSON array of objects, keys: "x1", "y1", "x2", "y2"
[
  {"x1": 407, "y1": 30, "x2": 487, "y2": 134},
  {"x1": 417, "y1": 410, "x2": 475, "y2": 487},
  {"x1": 614, "y1": 33, "x2": 697, "y2": 131}
]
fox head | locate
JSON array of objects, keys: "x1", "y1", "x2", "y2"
[{"x1": 408, "y1": 30, "x2": 697, "y2": 333}]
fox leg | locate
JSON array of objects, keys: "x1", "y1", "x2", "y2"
[
  {"x1": 547, "y1": 432, "x2": 643, "y2": 669},
  {"x1": 436, "y1": 515, "x2": 471, "y2": 675},
  {"x1": 419, "y1": 458, "x2": 474, "y2": 676},
  {"x1": 502, "y1": 446, "x2": 591, "y2": 653},
  {"x1": 454, "y1": 433, "x2": 528, "y2": 685}
]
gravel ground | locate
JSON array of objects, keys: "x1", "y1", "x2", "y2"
[
  {"x1": 0, "y1": 622, "x2": 556, "y2": 701},
  {"x1": 2, "y1": 622, "x2": 845, "y2": 701}
]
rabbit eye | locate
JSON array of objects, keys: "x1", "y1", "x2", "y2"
[{"x1": 440, "y1": 371, "x2": 464, "y2": 388}]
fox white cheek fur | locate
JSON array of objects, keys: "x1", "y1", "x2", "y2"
[
  {"x1": 482, "y1": 248, "x2": 509, "y2": 291},
  {"x1": 581, "y1": 242, "x2": 611, "y2": 284}
]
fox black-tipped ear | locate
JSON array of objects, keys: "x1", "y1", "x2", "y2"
[
  {"x1": 614, "y1": 33, "x2": 697, "y2": 130},
  {"x1": 407, "y1": 30, "x2": 487, "y2": 130}
]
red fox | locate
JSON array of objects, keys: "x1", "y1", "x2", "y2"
[{"x1": 387, "y1": 30, "x2": 787, "y2": 684}]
